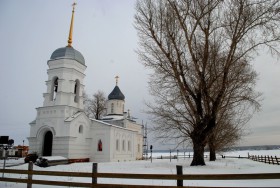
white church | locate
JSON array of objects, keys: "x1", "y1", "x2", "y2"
[{"x1": 27, "y1": 4, "x2": 143, "y2": 162}]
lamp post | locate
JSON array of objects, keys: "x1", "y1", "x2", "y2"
[
  {"x1": 22, "y1": 140, "x2": 25, "y2": 158},
  {"x1": 2, "y1": 146, "x2": 8, "y2": 178},
  {"x1": 150, "y1": 145, "x2": 153, "y2": 163}
]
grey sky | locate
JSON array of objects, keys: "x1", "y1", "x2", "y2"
[{"x1": 0, "y1": 0, "x2": 279, "y2": 148}]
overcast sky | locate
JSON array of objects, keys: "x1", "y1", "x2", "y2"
[{"x1": 0, "y1": 0, "x2": 279, "y2": 148}]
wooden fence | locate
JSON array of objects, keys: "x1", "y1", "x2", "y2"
[
  {"x1": 154, "y1": 152, "x2": 280, "y2": 164},
  {"x1": 249, "y1": 155, "x2": 280, "y2": 165},
  {"x1": 155, "y1": 154, "x2": 208, "y2": 160},
  {"x1": 1, "y1": 162, "x2": 280, "y2": 188}
]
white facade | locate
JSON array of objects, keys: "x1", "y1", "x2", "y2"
[
  {"x1": 28, "y1": 47, "x2": 143, "y2": 162},
  {"x1": 106, "y1": 99, "x2": 125, "y2": 115},
  {"x1": 43, "y1": 58, "x2": 85, "y2": 110}
]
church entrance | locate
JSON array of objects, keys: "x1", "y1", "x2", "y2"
[{"x1": 43, "y1": 131, "x2": 53, "y2": 156}]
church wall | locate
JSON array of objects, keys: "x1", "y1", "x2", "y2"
[
  {"x1": 135, "y1": 133, "x2": 143, "y2": 160},
  {"x1": 89, "y1": 122, "x2": 112, "y2": 162},
  {"x1": 52, "y1": 136, "x2": 71, "y2": 157},
  {"x1": 124, "y1": 120, "x2": 143, "y2": 160},
  {"x1": 66, "y1": 114, "x2": 91, "y2": 159},
  {"x1": 27, "y1": 137, "x2": 40, "y2": 155},
  {"x1": 106, "y1": 99, "x2": 124, "y2": 115},
  {"x1": 110, "y1": 126, "x2": 136, "y2": 162},
  {"x1": 28, "y1": 112, "x2": 70, "y2": 156},
  {"x1": 87, "y1": 120, "x2": 140, "y2": 162},
  {"x1": 34, "y1": 107, "x2": 70, "y2": 136},
  {"x1": 28, "y1": 106, "x2": 89, "y2": 157},
  {"x1": 125, "y1": 120, "x2": 142, "y2": 134}
]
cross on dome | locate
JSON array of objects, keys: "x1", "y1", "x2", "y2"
[
  {"x1": 115, "y1": 76, "x2": 119, "y2": 86},
  {"x1": 67, "y1": 1, "x2": 77, "y2": 47}
]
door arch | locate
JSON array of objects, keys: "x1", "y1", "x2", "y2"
[{"x1": 42, "y1": 131, "x2": 53, "y2": 156}]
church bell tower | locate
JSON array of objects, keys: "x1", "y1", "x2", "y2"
[
  {"x1": 28, "y1": 2, "x2": 88, "y2": 157},
  {"x1": 43, "y1": 2, "x2": 86, "y2": 110}
]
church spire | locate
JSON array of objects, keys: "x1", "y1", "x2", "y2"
[{"x1": 67, "y1": 1, "x2": 77, "y2": 47}]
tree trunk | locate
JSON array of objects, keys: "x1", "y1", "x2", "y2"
[
  {"x1": 191, "y1": 139, "x2": 206, "y2": 166},
  {"x1": 209, "y1": 144, "x2": 216, "y2": 161},
  {"x1": 208, "y1": 135, "x2": 216, "y2": 161}
]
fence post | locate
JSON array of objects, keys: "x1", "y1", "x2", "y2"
[
  {"x1": 268, "y1": 155, "x2": 271, "y2": 164},
  {"x1": 92, "y1": 163, "x2": 98, "y2": 187},
  {"x1": 271, "y1": 156, "x2": 275, "y2": 165},
  {"x1": 27, "y1": 162, "x2": 33, "y2": 188},
  {"x1": 275, "y1": 156, "x2": 279, "y2": 165},
  {"x1": 176, "y1": 165, "x2": 183, "y2": 187}
]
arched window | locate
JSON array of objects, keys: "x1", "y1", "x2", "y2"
[
  {"x1": 98, "y1": 139, "x2": 102, "y2": 151},
  {"x1": 79, "y1": 125, "x2": 83, "y2": 133},
  {"x1": 116, "y1": 139, "x2": 119, "y2": 151},
  {"x1": 111, "y1": 103, "x2": 114, "y2": 114},
  {"x1": 128, "y1": 141, "x2": 131, "y2": 151},
  {"x1": 50, "y1": 77, "x2": 58, "y2": 101},
  {"x1": 74, "y1": 79, "x2": 80, "y2": 103},
  {"x1": 122, "y1": 140, "x2": 125, "y2": 151}
]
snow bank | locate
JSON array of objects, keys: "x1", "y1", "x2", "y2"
[{"x1": 1, "y1": 149, "x2": 280, "y2": 187}]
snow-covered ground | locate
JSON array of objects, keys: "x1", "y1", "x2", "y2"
[{"x1": 1, "y1": 149, "x2": 280, "y2": 187}]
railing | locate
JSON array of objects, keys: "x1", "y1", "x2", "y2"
[
  {"x1": 249, "y1": 155, "x2": 280, "y2": 165},
  {"x1": 1, "y1": 162, "x2": 280, "y2": 188}
]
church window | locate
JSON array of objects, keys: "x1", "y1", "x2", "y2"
[
  {"x1": 111, "y1": 103, "x2": 114, "y2": 114},
  {"x1": 122, "y1": 140, "x2": 125, "y2": 151},
  {"x1": 74, "y1": 79, "x2": 80, "y2": 103},
  {"x1": 98, "y1": 139, "x2": 102, "y2": 151},
  {"x1": 128, "y1": 141, "x2": 131, "y2": 151},
  {"x1": 116, "y1": 140, "x2": 119, "y2": 151},
  {"x1": 50, "y1": 77, "x2": 58, "y2": 101},
  {"x1": 79, "y1": 125, "x2": 83, "y2": 133}
]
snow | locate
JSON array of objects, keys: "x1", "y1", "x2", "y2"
[
  {"x1": 1, "y1": 149, "x2": 280, "y2": 187},
  {"x1": 38, "y1": 156, "x2": 67, "y2": 161}
]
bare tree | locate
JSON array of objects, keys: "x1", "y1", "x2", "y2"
[
  {"x1": 84, "y1": 90, "x2": 106, "y2": 120},
  {"x1": 207, "y1": 108, "x2": 250, "y2": 161},
  {"x1": 207, "y1": 57, "x2": 260, "y2": 161},
  {"x1": 135, "y1": 0, "x2": 279, "y2": 165}
]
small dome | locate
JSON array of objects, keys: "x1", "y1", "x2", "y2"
[
  {"x1": 50, "y1": 46, "x2": 85, "y2": 65},
  {"x1": 108, "y1": 86, "x2": 125, "y2": 100}
]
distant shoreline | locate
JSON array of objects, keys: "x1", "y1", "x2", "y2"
[{"x1": 150, "y1": 145, "x2": 280, "y2": 153}]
